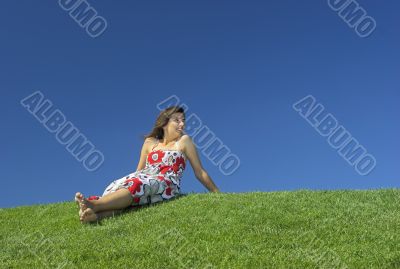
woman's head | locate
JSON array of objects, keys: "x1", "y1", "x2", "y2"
[{"x1": 144, "y1": 106, "x2": 186, "y2": 140}]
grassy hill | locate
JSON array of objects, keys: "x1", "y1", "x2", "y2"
[{"x1": 1, "y1": 189, "x2": 399, "y2": 268}]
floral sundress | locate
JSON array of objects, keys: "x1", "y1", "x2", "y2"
[{"x1": 87, "y1": 138, "x2": 187, "y2": 206}]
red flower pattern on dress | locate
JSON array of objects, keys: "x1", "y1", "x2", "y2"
[
  {"x1": 159, "y1": 165, "x2": 172, "y2": 174},
  {"x1": 172, "y1": 156, "x2": 186, "y2": 173},
  {"x1": 165, "y1": 187, "x2": 172, "y2": 196},
  {"x1": 124, "y1": 177, "x2": 143, "y2": 195},
  {"x1": 147, "y1": 150, "x2": 165, "y2": 165},
  {"x1": 165, "y1": 179, "x2": 172, "y2": 195}
]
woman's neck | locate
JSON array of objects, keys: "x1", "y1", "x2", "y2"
[{"x1": 161, "y1": 134, "x2": 181, "y2": 145}]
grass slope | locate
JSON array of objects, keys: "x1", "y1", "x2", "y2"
[{"x1": 1, "y1": 189, "x2": 399, "y2": 269}]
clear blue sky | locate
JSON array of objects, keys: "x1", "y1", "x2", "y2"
[{"x1": 1, "y1": 1, "x2": 398, "y2": 208}]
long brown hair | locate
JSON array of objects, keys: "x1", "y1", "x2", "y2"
[{"x1": 143, "y1": 106, "x2": 186, "y2": 140}]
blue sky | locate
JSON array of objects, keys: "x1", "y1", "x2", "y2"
[{"x1": 1, "y1": 0, "x2": 399, "y2": 208}]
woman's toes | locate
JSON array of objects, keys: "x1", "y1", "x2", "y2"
[
  {"x1": 80, "y1": 200, "x2": 88, "y2": 211},
  {"x1": 80, "y1": 208, "x2": 97, "y2": 224},
  {"x1": 75, "y1": 192, "x2": 84, "y2": 205},
  {"x1": 75, "y1": 192, "x2": 95, "y2": 216},
  {"x1": 75, "y1": 192, "x2": 82, "y2": 201},
  {"x1": 79, "y1": 208, "x2": 84, "y2": 218}
]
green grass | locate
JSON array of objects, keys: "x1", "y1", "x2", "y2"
[{"x1": 1, "y1": 189, "x2": 400, "y2": 268}]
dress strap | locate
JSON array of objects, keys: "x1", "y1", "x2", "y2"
[
  {"x1": 175, "y1": 136, "x2": 184, "y2": 149},
  {"x1": 151, "y1": 139, "x2": 159, "y2": 151}
]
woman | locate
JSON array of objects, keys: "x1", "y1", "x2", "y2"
[{"x1": 75, "y1": 106, "x2": 220, "y2": 223}]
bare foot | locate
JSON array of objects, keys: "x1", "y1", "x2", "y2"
[
  {"x1": 74, "y1": 192, "x2": 94, "y2": 212},
  {"x1": 80, "y1": 208, "x2": 98, "y2": 224},
  {"x1": 75, "y1": 192, "x2": 84, "y2": 216},
  {"x1": 75, "y1": 192, "x2": 84, "y2": 206}
]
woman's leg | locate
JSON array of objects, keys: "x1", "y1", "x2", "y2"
[
  {"x1": 96, "y1": 209, "x2": 124, "y2": 220},
  {"x1": 80, "y1": 205, "x2": 142, "y2": 223},
  {"x1": 76, "y1": 188, "x2": 133, "y2": 213},
  {"x1": 88, "y1": 188, "x2": 133, "y2": 213},
  {"x1": 77, "y1": 189, "x2": 134, "y2": 224},
  {"x1": 79, "y1": 208, "x2": 123, "y2": 223}
]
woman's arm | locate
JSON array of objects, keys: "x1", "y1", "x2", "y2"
[
  {"x1": 182, "y1": 135, "x2": 220, "y2": 193},
  {"x1": 194, "y1": 169, "x2": 220, "y2": 193},
  {"x1": 136, "y1": 138, "x2": 155, "y2": 171}
]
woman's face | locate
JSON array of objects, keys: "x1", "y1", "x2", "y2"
[{"x1": 165, "y1": 112, "x2": 186, "y2": 136}]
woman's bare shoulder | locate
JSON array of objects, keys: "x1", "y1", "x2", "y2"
[
  {"x1": 180, "y1": 134, "x2": 191, "y2": 143},
  {"x1": 144, "y1": 137, "x2": 158, "y2": 143},
  {"x1": 143, "y1": 137, "x2": 158, "y2": 152},
  {"x1": 179, "y1": 134, "x2": 193, "y2": 149}
]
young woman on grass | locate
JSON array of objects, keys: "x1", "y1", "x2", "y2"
[{"x1": 75, "y1": 106, "x2": 220, "y2": 223}]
